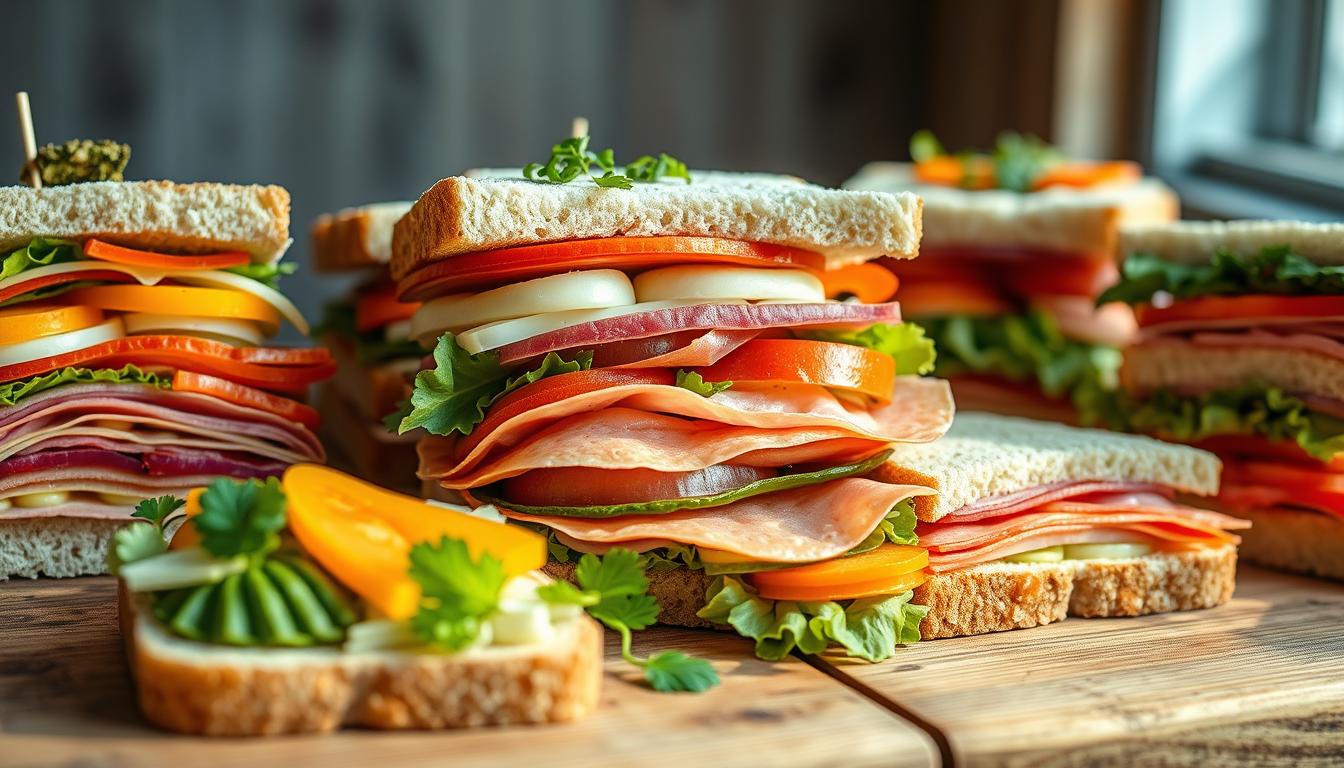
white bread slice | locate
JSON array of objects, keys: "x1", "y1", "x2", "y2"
[
  {"x1": 844, "y1": 162, "x2": 1176, "y2": 256},
  {"x1": 463, "y1": 167, "x2": 809, "y2": 187},
  {"x1": 0, "y1": 516, "x2": 124, "y2": 579},
  {"x1": 1221, "y1": 506, "x2": 1344, "y2": 581},
  {"x1": 390, "y1": 175, "x2": 923, "y2": 281},
  {"x1": 873, "y1": 412, "x2": 1221, "y2": 522},
  {"x1": 1120, "y1": 220, "x2": 1344, "y2": 265},
  {"x1": 546, "y1": 545, "x2": 1238, "y2": 639},
  {"x1": 1122, "y1": 343, "x2": 1344, "y2": 403},
  {"x1": 0, "y1": 181, "x2": 291, "y2": 263},
  {"x1": 120, "y1": 588, "x2": 603, "y2": 735},
  {"x1": 310, "y1": 201, "x2": 413, "y2": 270}
]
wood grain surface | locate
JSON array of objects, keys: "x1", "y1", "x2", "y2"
[
  {"x1": 0, "y1": 577, "x2": 937, "y2": 768},
  {"x1": 812, "y1": 566, "x2": 1344, "y2": 768}
]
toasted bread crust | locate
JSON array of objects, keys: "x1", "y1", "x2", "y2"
[
  {"x1": 121, "y1": 589, "x2": 602, "y2": 735},
  {"x1": 1122, "y1": 342, "x2": 1344, "y2": 404},
  {"x1": 311, "y1": 202, "x2": 412, "y2": 271},
  {"x1": 1230, "y1": 507, "x2": 1344, "y2": 581},
  {"x1": 1119, "y1": 219, "x2": 1344, "y2": 266}
]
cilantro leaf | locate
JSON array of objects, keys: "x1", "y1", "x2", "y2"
[
  {"x1": 535, "y1": 579, "x2": 599, "y2": 607},
  {"x1": 407, "y1": 537, "x2": 506, "y2": 650},
  {"x1": 588, "y1": 592, "x2": 661, "y2": 632},
  {"x1": 397, "y1": 333, "x2": 591, "y2": 436},
  {"x1": 524, "y1": 135, "x2": 691, "y2": 189},
  {"x1": 132, "y1": 495, "x2": 186, "y2": 528},
  {"x1": 193, "y1": 477, "x2": 287, "y2": 558},
  {"x1": 799, "y1": 322, "x2": 937, "y2": 376},
  {"x1": 675, "y1": 370, "x2": 732, "y2": 397},
  {"x1": 644, "y1": 651, "x2": 720, "y2": 693},
  {"x1": 105, "y1": 522, "x2": 168, "y2": 575},
  {"x1": 574, "y1": 548, "x2": 648, "y2": 599}
]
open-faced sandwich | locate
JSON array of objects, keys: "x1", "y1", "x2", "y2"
[
  {"x1": 0, "y1": 140, "x2": 333, "y2": 579},
  {"x1": 845, "y1": 131, "x2": 1177, "y2": 424}
]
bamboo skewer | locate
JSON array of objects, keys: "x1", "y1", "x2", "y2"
[
  {"x1": 15, "y1": 91, "x2": 40, "y2": 189},
  {"x1": 570, "y1": 115, "x2": 589, "y2": 139}
]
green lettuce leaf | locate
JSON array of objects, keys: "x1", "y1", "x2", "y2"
[
  {"x1": 921, "y1": 311, "x2": 1125, "y2": 427},
  {"x1": 697, "y1": 576, "x2": 927, "y2": 662},
  {"x1": 1098, "y1": 246, "x2": 1344, "y2": 306},
  {"x1": 225, "y1": 261, "x2": 297, "y2": 290},
  {"x1": 798, "y1": 322, "x2": 937, "y2": 376},
  {"x1": 315, "y1": 301, "x2": 423, "y2": 366},
  {"x1": 0, "y1": 365, "x2": 170, "y2": 407},
  {"x1": 1, "y1": 237, "x2": 82, "y2": 281},
  {"x1": 848, "y1": 499, "x2": 918, "y2": 554},
  {"x1": 1124, "y1": 385, "x2": 1344, "y2": 461},
  {"x1": 675, "y1": 369, "x2": 732, "y2": 397},
  {"x1": 396, "y1": 332, "x2": 592, "y2": 436}
]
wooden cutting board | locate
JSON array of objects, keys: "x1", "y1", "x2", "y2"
[
  {"x1": 811, "y1": 566, "x2": 1344, "y2": 767},
  {"x1": 0, "y1": 577, "x2": 937, "y2": 768}
]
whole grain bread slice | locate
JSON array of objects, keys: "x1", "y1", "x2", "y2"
[
  {"x1": 844, "y1": 162, "x2": 1176, "y2": 256},
  {"x1": 873, "y1": 412, "x2": 1221, "y2": 522},
  {"x1": 0, "y1": 180, "x2": 291, "y2": 263},
  {"x1": 310, "y1": 201, "x2": 413, "y2": 271},
  {"x1": 0, "y1": 516, "x2": 125, "y2": 580},
  {"x1": 1122, "y1": 342, "x2": 1344, "y2": 404},
  {"x1": 390, "y1": 174, "x2": 923, "y2": 281},
  {"x1": 1119, "y1": 220, "x2": 1344, "y2": 266},
  {"x1": 1224, "y1": 506, "x2": 1344, "y2": 581},
  {"x1": 120, "y1": 588, "x2": 603, "y2": 735}
]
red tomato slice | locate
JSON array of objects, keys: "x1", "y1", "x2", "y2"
[
  {"x1": 1137, "y1": 295, "x2": 1344, "y2": 329},
  {"x1": 499, "y1": 464, "x2": 775, "y2": 507},
  {"x1": 693, "y1": 339, "x2": 896, "y2": 402},
  {"x1": 84, "y1": 238, "x2": 251, "y2": 270},
  {"x1": 171, "y1": 370, "x2": 320, "y2": 431},
  {"x1": 888, "y1": 249, "x2": 1114, "y2": 299},
  {"x1": 821, "y1": 263, "x2": 898, "y2": 303},
  {"x1": 0, "y1": 270, "x2": 136, "y2": 305},
  {"x1": 396, "y1": 236, "x2": 828, "y2": 301},
  {"x1": 1195, "y1": 435, "x2": 1344, "y2": 470},
  {"x1": 1223, "y1": 459, "x2": 1344, "y2": 516},
  {"x1": 895, "y1": 279, "x2": 1016, "y2": 317},
  {"x1": 356, "y1": 283, "x2": 421, "y2": 333},
  {"x1": 0, "y1": 336, "x2": 335, "y2": 393}
]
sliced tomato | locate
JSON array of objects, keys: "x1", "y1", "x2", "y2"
[
  {"x1": 0, "y1": 270, "x2": 135, "y2": 305},
  {"x1": 456, "y1": 368, "x2": 675, "y2": 459},
  {"x1": 63, "y1": 284, "x2": 282, "y2": 334},
  {"x1": 888, "y1": 250, "x2": 1113, "y2": 299},
  {"x1": 500, "y1": 464, "x2": 775, "y2": 507},
  {"x1": 396, "y1": 236, "x2": 827, "y2": 301},
  {"x1": 895, "y1": 279, "x2": 1016, "y2": 317},
  {"x1": 692, "y1": 339, "x2": 896, "y2": 402},
  {"x1": 747, "y1": 543, "x2": 929, "y2": 601},
  {"x1": 171, "y1": 370, "x2": 320, "y2": 431},
  {"x1": 356, "y1": 282, "x2": 421, "y2": 333},
  {"x1": 0, "y1": 336, "x2": 335, "y2": 393},
  {"x1": 1195, "y1": 435, "x2": 1344, "y2": 470},
  {"x1": 84, "y1": 238, "x2": 250, "y2": 270},
  {"x1": 821, "y1": 262, "x2": 899, "y2": 303},
  {"x1": 1137, "y1": 295, "x2": 1344, "y2": 329},
  {"x1": 0, "y1": 304, "x2": 104, "y2": 345},
  {"x1": 1032, "y1": 160, "x2": 1140, "y2": 191},
  {"x1": 1224, "y1": 460, "x2": 1344, "y2": 515}
]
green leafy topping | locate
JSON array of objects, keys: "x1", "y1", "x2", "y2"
[
  {"x1": 408, "y1": 537, "x2": 506, "y2": 650},
  {"x1": 194, "y1": 477, "x2": 288, "y2": 559},
  {"x1": 799, "y1": 322, "x2": 938, "y2": 376},
  {"x1": 848, "y1": 499, "x2": 918, "y2": 554},
  {"x1": 483, "y1": 450, "x2": 893, "y2": 519},
  {"x1": 226, "y1": 261, "x2": 297, "y2": 290},
  {"x1": 133, "y1": 495, "x2": 188, "y2": 527},
  {"x1": 106, "y1": 495, "x2": 186, "y2": 575},
  {"x1": 0, "y1": 365, "x2": 170, "y2": 407},
  {"x1": 315, "y1": 301, "x2": 423, "y2": 367},
  {"x1": 523, "y1": 135, "x2": 692, "y2": 190},
  {"x1": 909, "y1": 130, "x2": 1061, "y2": 192},
  {"x1": 30, "y1": 139, "x2": 130, "y2": 185},
  {"x1": 1, "y1": 237, "x2": 82, "y2": 281},
  {"x1": 1098, "y1": 246, "x2": 1344, "y2": 306},
  {"x1": 538, "y1": 548, "x2": 719, "y2": 692},
  {"x1": 675, "y1": 369, "x2": 733, "y2": 397},
  {"x1": 396, "y1": 332, "x2": 592, "y2": 436},
  {"x1": 697, "y1": 576, "x2": 927, "y2": 662},
  {"x1": 909, "y1": 130, "x2": 944, "y2": 163},
  {"x1": 1124, "y1": 385, "x2": 1344, "y2": 461},
  {"x1": 921, "y1": 312, "x2": 1124, "y2": 427}
]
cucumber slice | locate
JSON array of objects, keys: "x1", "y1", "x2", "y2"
[
  {"x1": 151, "y1": 587, "x2": 193, "y2": 623},
  {"x1": 264, "y1": 559, "x2": 343, "y2": 644},
  {"x1": 120, "y1": 548, "x2": 247, "y2": 593},
  {"x1": 244, "y1": 565, "x2": 311, "y2": 647},
  {"x1": 278, "y1": 555, "x2": 358, "y2": 628},
  {"x1": 168, "y1": 583, "x2": 218, "y2": 641},
  {"x1": 1003, "y1": 546, "x2": 1065, "y2": 563},
  {"x1": 1063, "y1": 543, "x2": 1154, "y2": 560},
  {"x1": 211, "y1": 572, "x2": 255, "y2": 646}
]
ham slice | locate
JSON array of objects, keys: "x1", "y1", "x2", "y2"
[
  {"x1": 1140, "y1": 315, "x2": 1344, "y2": 337},
  {"x1": 500, "y1": 478, "x2": 934, "y2": 563},
  {"x1": 433, "y1": 377, "x2": 952, "y2": 480},
  {"x1": 424, "y1": 407, "x2": 889, "y2": 488},
  {"x1": 0, "y1": 465, "x2": 225, "y2": 500},
  {"x1": 946, "y1": 482, "x2": 1170, "y2": 521},
  {"x1": 1187, "y1": 331, "x2": 1344, "y2": 362},
  {"x1": 0, "y1": 500, "x2": 141, "y2": 520}
]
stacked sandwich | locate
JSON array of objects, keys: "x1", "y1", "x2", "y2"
[
  {"x1": 0, "y1": 169, "x2": 333, "y2": 578},
  {"x1": 845, "y1": 131, "x2": 1177, "y2": 423},
  {"x1": 1103, "y1": 220, "x2": 1344, "y2": 581},
  {"x1": 310, "y1": 202, "x2": 421, "y2": 490},
  {"x1": 390, "y1": 144, "x2": 956, "y2": 662},
  {"x1": 876, "y1": 413, "x2": 1247, "y2": 637}
]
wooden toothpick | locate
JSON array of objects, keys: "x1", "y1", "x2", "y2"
[
  {"x1": 15, "y1": 92, "x2": 40, "y2": 189},
  {"x1": 570, "y1": 116, "x2": 589, "y2": 139}
]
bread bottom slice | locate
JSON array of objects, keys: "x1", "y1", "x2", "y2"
[
  {"x1": 121, "y1": 589, "x2": 603, "y2": 735},
  {"x1": 1, "y1": 516, "x2": 125, "y2": 579},
  {"x1": 547, "y1": 545, "x2": 1238, "y2": 640},
  {"x1": 1231, "y1": 507, "x2": 1344, "y2": 581}
]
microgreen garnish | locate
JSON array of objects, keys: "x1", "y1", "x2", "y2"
[{"x1": 523, "y1": 135, "x2": 691, "y2": 189}]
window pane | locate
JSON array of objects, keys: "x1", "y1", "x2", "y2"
[{"x1": 1316, "y1": 0, "x2": 1344, "y2": 151}]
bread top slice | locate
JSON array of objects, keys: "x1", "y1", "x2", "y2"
[
  {"x1": 311, "y1": 201, "x2": 413, "y2": 271},
  {"x1": 390, "y1": 173, "x2": 923, "y2": 281},
  {"x1": 844, "y1": 162, "x2": 1177, "y2": 256},
  {"x1": 874, "y1": 412, "x2": 1221, "y2": 522},
  {"x1": 1119, "y1": 220, "x2": 1344, "y2": 266},
  {"x1": 0, "y1": 180, "x2": 291, "y2": 264}
]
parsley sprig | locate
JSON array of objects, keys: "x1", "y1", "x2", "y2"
[
  {"x1": 408, "y1": 537, "x2": 507, "y2": 650},
  {"x1": 194, "y1": 477, "x2": 288, "y2": 559},
  {"x1": 539, "y1": 548, "x2": 720, "y2": 693},
  {"x1": 107, "y1": 495, "x2": 187, "y2": 574},
  {"x1": 524, "y1": 136, "x2": 691, "y2": 190}
]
